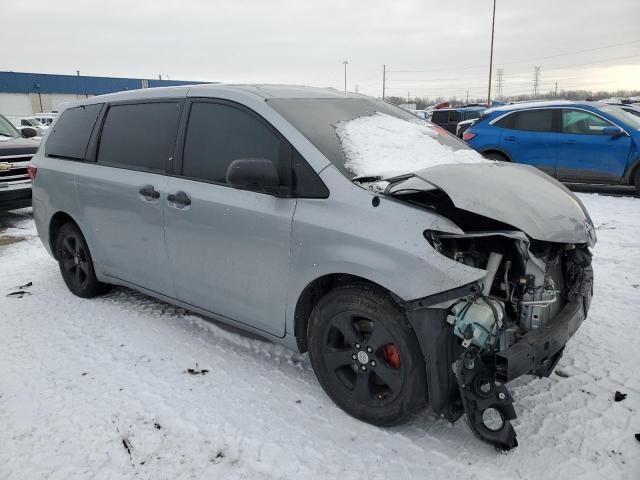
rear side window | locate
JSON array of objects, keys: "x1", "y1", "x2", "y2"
[
  {"x1": 430, "y1": 111, "x2": 448, "y2": 124},
  {"x1": 97, "y1": 102, "x2": 183, "y2": 172},
  {"x1": 182, "y1": 102, "x2": 284, "y2": 185},
  {"x1": 45, "y1": 104, "x2": 102, "y2": 159},
  {"x1": 503, "y1": 109, "x2": 554, "y2": 132},
  {"x1": 448, "y1": 111, "x2": 462, "y2": 122}
]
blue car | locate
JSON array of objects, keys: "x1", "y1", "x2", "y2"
[{"x1": 464, "y1": 100, "x2": 640, "y2": 193}]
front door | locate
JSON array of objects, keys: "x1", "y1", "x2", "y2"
[
  {"x1": 163, "y1": 100, "x2": 296, "y2": 337},
  {"x1": 556, "y1": 108, "x2": 632, "y2": 182}
]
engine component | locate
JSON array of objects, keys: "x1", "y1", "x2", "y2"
[
  {"x1": 447, "y1": 297, "x2": 504, "y2": 350},
  {"x1": 454, "y1": 348, "x2": 518, "y2": 450},
  {"x1": 482, "y1": 252, "x2": 503, "y2": 295}
]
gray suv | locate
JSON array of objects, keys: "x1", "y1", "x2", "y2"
[{"x1": 31, "y1": 85, "x2": 595, "y2": 450}]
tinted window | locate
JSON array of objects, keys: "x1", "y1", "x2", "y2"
[
  {"x1": 463, "y1": 111, "x2": 481, "y2": 121},
  {"x1": 511, "y1": 109, "x2": 553, "y2": 132},
  {"x1": 97, "y1": 102, "x2": 182, "y2": 171},
  {"x1": 448, "y1": 111, "x2": 462, "y2": 122},
  {"x1": 182, "y1": 102, "x2": 284, "y2": 186},
  {"x1": 431, "y1": 111, "x2": 449, "y2": 124},
  {"x1": 292, "y1": 150, "x2": 329, "y2": 198},
  {"x1": 45, "y1": 104, "x2": 102, "y2": 159},
  {"x1": 562, "y1": 109, "x2": 612, "y2": 135}
]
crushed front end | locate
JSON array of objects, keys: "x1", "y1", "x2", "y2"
[{"x1": 407, "y1": 230, "x2": 593, "y2": 450}]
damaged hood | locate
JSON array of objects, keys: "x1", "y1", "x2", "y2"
[{"x1": 386, "y1": 162, "x2": 596, "y2": 245}]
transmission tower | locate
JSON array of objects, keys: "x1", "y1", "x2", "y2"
[
  {"x1": 495, "y1": 69, "x2": 504, "y2": 99},
  {"x1": 532, "y1": 66, "x2": 541, "y2": 98}
]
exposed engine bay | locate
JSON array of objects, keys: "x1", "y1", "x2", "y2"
[
  {"x1": 424, "y1": 229, "x2": 593, "y2": 449},
  {"x1": 378, "y1": 169, "x2": 596, "y2": 451}
]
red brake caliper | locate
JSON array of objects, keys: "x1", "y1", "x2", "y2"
[{"x1": 383, "y1": 344, "x2": 401, "y2": 369}]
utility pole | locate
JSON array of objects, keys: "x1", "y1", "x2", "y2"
[
  {"x1": 496, "y1": 68, "x2": 504, "y2": 99},
  {"x1": 466, "y1": 90, "x2": 469, "y2": 104},
  {"x1": 382, "y1": 64, "x2": 387, "y2": 100},
  {"x1": 532, "y1": 66, "x2": 541, "y2": 98},
  {"x1": 487, "y1": 0, "x2": 497, "y2": 106},
  {"x1": 76, "y1": 70, "x2": 80, "y2": 76},
  {"x1": 555, "y1": 81, "x2": 558, "y2": 97},
  {"x1": 355, "y1": 84, "x2": 359, "y2": 94},
  {"x1": 342, "y1": 61, "x2": 348, "y2": 93}
]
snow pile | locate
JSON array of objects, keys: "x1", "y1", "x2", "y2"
[
  {"x1": 1, "y1": 195, "x2": 639, "y2": 479},
  {"x1": 336, "y1": 112, "x2": 488, "y2": 178}
]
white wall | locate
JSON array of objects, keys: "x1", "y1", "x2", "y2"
[
  {"x1": 0, "y1": 92, "x2": 91, "y2": 116},
  {"x1": 0, "y1": 93, "x2": 33, "y2": 116}
]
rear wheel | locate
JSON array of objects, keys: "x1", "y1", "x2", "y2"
[
  {"x1": 307, "y1": 284, "x2": 427, "y2": 426},
  {"x1": 55, "y1": 222, "x2": 108, "y2": 298},
  {"x1": 484, "y1": 151, "x2": 509, "y2": 162},
  {"x1": 634, "y1": 168, "x2": 640, "y2": 195}
]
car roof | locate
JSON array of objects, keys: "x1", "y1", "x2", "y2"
[
  {"x1": 485, "y1": 99, "x2": 590, "y2": 115},
  {"x1": 58, "y1": 83, "x2": 366, "y2": 111}
]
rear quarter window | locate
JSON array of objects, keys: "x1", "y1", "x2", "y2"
[{"x1": 45, "y1": 104, "x2": 102, "y2": 160}]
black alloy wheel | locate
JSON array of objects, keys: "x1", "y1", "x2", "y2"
[
  {"x1": 55, "y1": 222, "x2": 108, "y2": 298},
  {"x1": 308, "y1": 284, "x2": 427, "y2": 426}
]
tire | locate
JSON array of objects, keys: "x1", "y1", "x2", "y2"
[
  {"x1": 634, "y1": 168, "x2": 640, "y2": 195},
  {"x1": 55, "y1": 222, "x2": 108, "y2": 298},
  {"x1": 307, "y1": 284, "x2": 427, "y2": 426},
  {"x1": 485, "y1": 151, "x2": 509, "y2": 162}
]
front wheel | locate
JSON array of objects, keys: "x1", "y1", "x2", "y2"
[
  {"x1": 55, "y1": 222, "x2": 108, "y2": 298},
  {"x1": 307, "y1": 284, "x2": 427, "y2": 426}
]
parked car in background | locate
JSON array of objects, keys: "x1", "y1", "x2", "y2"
[
  {"x1": 31, "y1": 85, "x2": 596, "y2": 450},
  {"x1": 430, "y1": 105, "x2": 486, "y2": 134},
  {"x1": 0, "y1": 113, "x2": 39, "y2": 210},
  {"x1": 7, "y1": 116, "x2": 49, "y2": 136},
  {"x1": 455, "y1": 118, "x2": 476, "y2": 138},
  {"x1": 464, "y1": 100, "x2": 640, "y2": 193},
  {"x1": 32, "y1": 113, "x2": 57, "y2": 126}
]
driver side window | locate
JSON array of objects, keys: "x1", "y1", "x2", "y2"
[{"x1": 562, "y1": 109, "x2": 612, "y2": 135}]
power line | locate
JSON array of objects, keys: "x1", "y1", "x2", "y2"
[{"x1": 387, "y1": 39, "x2": 640, "y2": 74}]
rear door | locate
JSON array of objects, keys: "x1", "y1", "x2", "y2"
[
  {"x1": 496, "y1": 108, "x2": 560, "y2": 176},
  {"x1": 556, "y1": 108, "x2": 631, "y2": 182},
  {"x1": 75, "y1": 100, "x2": 183, "y2": 297},
  {"x1": 163, "y1": 99, "x2": 297, "y2": 337}
]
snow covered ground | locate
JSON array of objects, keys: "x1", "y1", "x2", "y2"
[{"x1": 1, "y1": 194, "x2": 639, "y2": 480}]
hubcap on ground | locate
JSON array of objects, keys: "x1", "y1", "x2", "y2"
[{"x1": 323, "y1": 312, "x2": 404, "y2": 405}]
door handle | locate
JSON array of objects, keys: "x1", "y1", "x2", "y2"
[
  {"x1": 138, "y1": 185, "x2": 160, "y2": 200},
  {"x1": 504, "y1": 135, "x2": 516, "y2": 141},
  {"x1": 167, "y1": 190, "x2": 191, "y2": 208}
]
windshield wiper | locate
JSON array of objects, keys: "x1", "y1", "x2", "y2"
[{"x1": 351, "y1": 175, "x2": 383, "y2": 184}]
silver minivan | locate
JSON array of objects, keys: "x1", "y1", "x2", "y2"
[{"x1": 31, "y1": 85, "x2": 595, "y2": 449}]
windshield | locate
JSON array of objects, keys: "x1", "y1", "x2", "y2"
[
  {"x1": 267, "y1": 97, "x2": 480, "y2": 179},
  {"x1": 0, "y1": 115, "x2": 20, "y2": 139},
  {"x1": 599, "y1": 105, "x2": 640, "y2": 130}
]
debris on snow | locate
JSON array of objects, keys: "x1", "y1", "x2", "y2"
[
  {"x1": 6, "y1": 290, "x2": 31, "y2": 298},
  {"x1": 614, "y1": 391, "x2": 627, "y2": 402},
  {"x1": 185, "y1": 363, "x2": 209, "y2": 376}
]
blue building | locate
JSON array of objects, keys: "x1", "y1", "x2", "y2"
[{"x1": 0, "y1": 71, "x2": 210, "y2": 116}]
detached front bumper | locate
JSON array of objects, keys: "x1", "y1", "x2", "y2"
[{"x1": 495, "y1": 266, "x2": 593, "y2": 383}]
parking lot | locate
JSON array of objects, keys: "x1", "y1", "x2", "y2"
[{"x1": 1, "y1": 190, "x2": 638, "y2": 480}]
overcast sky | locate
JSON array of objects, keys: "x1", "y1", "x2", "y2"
[{"x1": 2, "y1": 0, "x2": 639, "y2": 99}]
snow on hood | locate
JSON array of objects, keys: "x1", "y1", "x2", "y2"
[{"x1": 335, "y1": 112, "x2": 488, "y2": 178}]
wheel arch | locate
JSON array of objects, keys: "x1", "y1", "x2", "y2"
[
  {"x1": 481, "y1": 148, "x2": 512, "y2": 162},
  {"x1": 49, "y1": 211, "x2": 81, "y2": 260},
  {"x1": 292, "y1": 273, "x2": 402, "y2": 353}
]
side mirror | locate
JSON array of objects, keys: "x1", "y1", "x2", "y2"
[
  {"x1": 21, "y1": 127, "x2": 37, "y2": 138},
  {"x1": 602, "y1": 126, "x2": 624, "y2": 137},
  {"x1": 226, "y1": 158, "x2": 281, "y2": 191}
]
